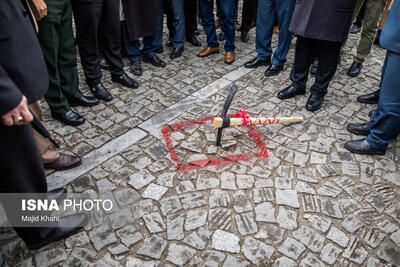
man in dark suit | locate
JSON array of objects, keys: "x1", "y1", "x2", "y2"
[
  {"x1": 0, "y1": 0, "x2": 87, "y2": 249},
  {"x1": 278, "y1": 0, "x2": 357, "y2": 111},
  {"x1": 72, "y1": 0, "x2": 138, "y2": 102},
  {"x1": 345, "y1": 0, "x2": 400, "y2": 155}
]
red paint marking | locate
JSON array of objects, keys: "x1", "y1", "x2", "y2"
[{"x1": 189, "y1": 159, "x2": 210, "y2": 167}]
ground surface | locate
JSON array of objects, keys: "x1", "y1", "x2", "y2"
[{"x1": 1, "y1": 15, "x2": 400, "y2": 267}]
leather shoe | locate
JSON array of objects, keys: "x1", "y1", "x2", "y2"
[
  {"x1": 244, "y1": 57, "x2": 270, "y2": 69},
  {"x1": 186, "y1": 36, "x2": 201, "y2": 46},
  {"x1": 369, "y1": 109, "x2": 376, "y2": 117},
  {"x1": 143, "y1": 55, "x2": 166, "y2": 67},
  {"x1": 344, "y1": 138, "x2": 386, "y2": 155},
  {"x1": 224, "y1": 52, "x2": 235, "y2": 64},
  {"x1": 166, "y1": 39, "x2": 173, "y2": 47},
  {"x1": 47, "y1": 188, "x2": 67, "y2": 203},
  {"x1": 198, "y1": 46, "x2": 219, "y2": 57},
  {"x1": 68, "y1": 95, "x2": 99, "y2": 107},
  {"x1": 52, "y1": 110, "x2": 85, "y2": 126},
  {"x1": 357, "y1": 90, "x2": 379, "y2": 104},
  {"x1": 241, "y1": 31, "x2": 250, "y2": 42},
  {"x1": 277, "y1": 83, "x2": 306, "y2": 100},
  {"x1": 349, "y1": 24, "x2": 361, "y2": 34},
  {"x1": 265, "y1": 64, "x2": 283, "y2": 76},
  {"x1": 306, "y1": 94, "x2": 324, "y2": 112},
  {"x1": 45, "y1": 153, "x2": 82, "y2": 171},
  {"x1": 99, "y1": 57, "x2": 109, "y2": 70},
  {"x1": 111, "y1": 73, "x2": 139, "y2": 88},
  {"x1": 90, "y1": 83, "x2": 113, "y2": 102},
  {"x1": 155, "y1": 46, "x2": 164, "y2": 54},
  {"x1": 347, "y1": 123, "x2": 370, "y2": 136},
  {"x1": 26, "y1": 214, "x2": 88, "y2": 250},
  {"x1": 347, "y1": 61, "x2": 363, "y2": 77},
  {"x1": 310, "y1": 58, "x2": 318, "y2": 75},
  {"x1": 130, "y1": 61, "x2": 142, "y2": 76},
  {"x1": 170, "y1": 47, "x2": 184, "y2": 59}
]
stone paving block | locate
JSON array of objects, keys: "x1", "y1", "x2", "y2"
[
  {"x1": 166, "y1": 213, "x2": 185, "y2": 240},
  {"x1": 89, "y1": 224, "x2": 118, "y2": 251},
  {"x1": 296, "y1": 168, "x2": 318, "y2": 183},
  {"x1": 182, "y1": 227, "x2": 211, "y2": 250},
  {"x1": 208, "y1": 208, "x2": 232, "y2": 230},
  {"x1": 361, "y1": 228, "x2": 386, "y2": 248},
  {"x1": 377, "y1": 219, "x2": 399, "y2": 234},
  {"x1": 342, "y1": 237, "x2": 368, "y2": 264},
  {"x1": 321, "y1": 198, "x2": 343, "y2": 219},
  {"x1": 194, "y1": 250, "x2": 226, "y2": 266},
  {"x1": 327, "y1": 227, "x2": 349, "y2": 248},
  {"x1": 165, "y1": 243, "x2": 196, "y2": 266},
  {"x1": 222, "y1": 255, "x2": 251, "y2": 267},
  {"x1": 209, "y1": 189, "x2": 233, "y2": 208},
  {"x1": 196, "y1": 175, "x2": 219, "y2": 190},
  {"x1": 319, "y1": 243, "x2": 342, "y2": 265},
  {"x1": 233, "y1": 190, "x2": 252, "y2": 213},
  {"x1": 307, "y1": 215, "x2": 331, "y2": 233},
  {"x1": 277, "y1": 207, "x2": 297, "y2": 230},
  {"x1": 242, "y1": 237, "x2": 275, "y2": 265},
  {"x1": 376, "y1": 241, "x2": 400, "y2": 266},
  {"x1": 113, "y1": 188, "x2": 141, "y2": 207},
  {"x1": 221, "y1": 172, "x2": 237, "y2": 190},
  {"x1": 254, "y1": 178, "x2": 274, "y2": 188},
  {"x1": 237, "y1": 175, "x2": 255, "y2": 189},
  {"x1": 295, "y1": 181, "x2": 316, "y2": 194},
  {"x1": 185, "y1": 209, "x2": 208, "y2": 231},
  {"x1": 390, "y1": 229, "x2": 400, "y2": 247},
  {"x1": 137, "y1": 235, "x2": 168, "y2": 259},
  {"x1": 64, "y1": 231, "x2": 90, "y2": 248},
  {"x1": 160, "y1": 196, "x2": 183, "y2": 216},
  {"x1": 128, "y1": 170, "x2": 156, "y2": 190},
  {"x1": 116, "y1": 224, "x2": 143, "y2": 248},
  {"x1": 175, "y1": 180, "x2": 195, "y2": 194},
  {"x1": 157, "y1": 173, "x2": 175, "y2": 188},
  {"x1": 255, "y1": 224, "x2": 285, "y2": 245},
  {"x1": 316, "y1": 164, "x2": 339, "y2": 178},
  {"x1": 317, "y1": 181, "x2": 342, "y2": 197},
  {"x1": 142, "y1": 183, "x2": 168, "y2": 201},
  {"x1": 96, "y1": 178, "x2": 116, "y2": 194},
  {"x1": 179, "y1": 192, "x2": 207, "y2": 210},
  {"x1": 299, "y1": 253, "x2": 325, "y2": 267},
  {"x1": 143, "y1": 212, "x2": 166, "y2": 233},
  {"x1": 126, "y1": 257, "x2": 155, "y2": 267},
  {"x1": 132, "y1": 199, "x2": 159, "y2": 219},
  {"x1": 35, "y1": 248, "x2": 68, "y2": 267},
  {"x1": 211, "y1": 229, "x2": 240, "y2": 253},
  {"x1": 253, "y1": 187, "x2": 274, "y2": 203},
  {"x1": 235, "y1": 211, "x2": 258, "y2": 235},
  {"x1": 292, "y1": 226, "x2": 325, "y2": 252},
  {"x1": 276, "y1": 189, "x2": 299, "y2": 208},
  {"x1": 383, "y1": 172, "x2": 400, "y2": 186},
  {"x1": 278, "y1": 237, "x2": 306, "y2": 260},
  {"x1": 108, "y1": 244, "x2": 129, "y2": 255},
  {"x1": 340, "y1": 214, "x2": 364, "y2": 234},
  {"x1": 61, "y1": 248, "x2": 96, "y2": 267},
  {"x1": 273, "y1": 257, "x2": 297, "y2": 267},
  {"x1": 108, "y1": 207, "x2": 134, "y2": 229},
  {"x1": 254, "y1": 202, "x2": 276, "y2": 222}
]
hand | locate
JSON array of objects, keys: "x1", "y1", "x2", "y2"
[
  {"x1": 32, "y1": 0, "x2": 47, "y2": 20},
  {"x1": 1, "y1": 96, "x2": 33, "y2": 126}
]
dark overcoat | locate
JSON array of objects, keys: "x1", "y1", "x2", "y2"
[
  {"x1": 0, "y1": 0, "x2": 48, "y2": 116},
  {"x1": 380, "y1": 0, "x2": 400, "y2": 54},
  {"x1": 122, "y1": 0, "x2": 159, "y2": 41},
  {"x1": 289, "y1": 0, "x2": 357, "y2": 43}
]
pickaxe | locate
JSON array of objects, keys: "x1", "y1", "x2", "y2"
[{"x1": 213, "y1": 85, "x2": 304, "y2": 146}]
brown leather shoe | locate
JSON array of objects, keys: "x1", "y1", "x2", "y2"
[
  {"x1": 198, "y1": 46, "x2": 219, "y2": 57},
  {"x1": 44, "y1": 153, "x2": 82, "y2": 171},
  {"x1": 224, "y1": 52, "x2": 235, "y2": 64}
]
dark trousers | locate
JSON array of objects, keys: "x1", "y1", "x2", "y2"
[
  {"x1": 122, "y1": 22, "x2": 156, "y2": 63},
  {"x1": 37, "y1": 0, "x2": 81, "y2": 115},
  {"x1": 155, "y1": 0, "x2": 185, "y2": 49},
  {"x1": 367, "y1": 50, "x2": 400, "y2": 150},
  {"x1": 199, "y1": 0, "x2": 235, "y2": 52},
  {"x1": 185, "y1": 0, "x2": 198, "y2": 39},
  {"x1": 72, "y1": 0, "x2": 124, "y2": 87},
  {"x1": 240, "y1": 0, "x2": 258, "y2": 33},
  {"x1": 291, "y1": 36, "x2": 342, "y2": 96},
  {"x1": 217, "y1": 0, "x2": 239, "y2": 20}
]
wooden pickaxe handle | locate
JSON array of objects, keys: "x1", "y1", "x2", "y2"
[{"x1": 212, "y1": 117, "x2": 304, "y2": 128}]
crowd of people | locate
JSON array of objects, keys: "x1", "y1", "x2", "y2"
[{"x1": 0, "y1": 0, "x2": 399, "y2": 253}]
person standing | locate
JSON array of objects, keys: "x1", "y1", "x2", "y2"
[
  {"x1": 244, "y1": 0, "x2": 296, "y2": 76},
  {"x1": 345, "y1": 0, "x2": 400, "y2": 155},
  {"x1": 277, "y1": 0, "x2": 357, "y2": 112},
  {"x1": 184, "y1": 0, "x2": 201, "y2": 46},
  {"x1": 0, "y1": 0, "x2": 87, "y2": 250},
  {"x1": 239, "y1": 0, "x2": 258, "y2": 43},
  {"x1": 197, "y1": 0, "x2": 235, "y2": 64},
  {"x1": 72, "y1": 0, "x2": 138, "y2": 103},
  {"x1": 37, "y1": 0, "x2": 100, "y2": 126}
]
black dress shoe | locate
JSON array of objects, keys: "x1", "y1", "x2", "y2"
[
  {"x1": 111, "y1": 73, "x2": 139, "y2": 88},
  {"x1": 310, "y1": 57, "x2": 319, "y2": 75},
  {"x1": 347, "y1": 123, "x2": 370, "y2": 136},
  {"x1": 155, "y1": 46, "x2": 164, "y2": 54},
  {"x1": 68, "y1": 95, "x2": 99, "y2": 107},
  {"x1": 349, "y1": 24, "x2": 361, "y2": 34},
  {"x1": 218, "y1": 32, "x2": 225, "y2": 41},
  {"x1": 277, "y1": 83, "x2": 306, "y2": 100},
  {"x1": 265, "y1": 64, "x2": 283, "y2": 76},
  {"x1": 47, "y1": 188, "x2": 67, "y2": 203},
  {"x1": 52, "y1": 110, "x2": 85, "y2": 126},
  {"x1": 143, "y1": 55, "x2": 166, "y2": 67},
  {"x1": 99, "y1": 57, "x2": 110, "y2": 70},
  {"x1": 166, "y1": 39, "x2": 173, "y2": 47},
  {"x1": 357, "y1": 90, "x2": 380, "y2": 104},
  {"x1": 186, "y1": 36, "x2": 201, "y2": 46},
  {"x1": 90, "y1": 82, "x2": 113, "y2": 102},
  {"x1": 344, "y1": 138, "x2": 386, "y2": 155},
  {"x1": 26, "y1": 214, "x2": 88, "y2": 250},
  {"x1": 170, "y1": 47, "x2": 184, "y2": 59},
  {"x1": 244, "y1": 57, "x2": 270, "y2": 69},
  {"x1": 369, "y1": 109, "x2": 376, "y2": 117},
  {"x1": 347, "y1": 61, "x2": 363, "y2": 77},
  {"x1": 241, "y1": 31, "x2": 250, "y2": 42},
  {"x1": 306, "y1": 93, "x2": 324, "y2": 112},
  {"x1": 130, "y1": 61, "x2": 142, "y2": 76}
]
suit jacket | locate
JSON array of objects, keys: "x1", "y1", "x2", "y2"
[
  {"x1": 122, "y1": 0, "x2": 159, "y2": 41},
  {"x1": 289, "y1": 0, "x2": 357, "y2": 43},
  {"x1": 0, "y1": 0, "x2": 48, "y2": 116},
  {"x1": 381, "y1": 0, "x2": 400, "y2": 54}
]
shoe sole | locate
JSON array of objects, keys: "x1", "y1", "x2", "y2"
[
  {"x1": 143, "y1": 58, "x2": 166, "y2": 68},
  {"x1": 244, "y1": 62, "x2": 269, "y2": 69},
  {"x1": 52, "y1": 115, "x2": 85, "y2": 126},
  {"x1": 344, "y1": 143, "x2": 385, "y2": 155},
  {"x1": 357, "y1": 99, "x2": 378, "y2": 104},
  {"x1": 265, "y1": 70, "x2": 282, "y2": 77},
  {"x1": 224, "y1": 60, "x2": 234, "y2": 65},
  {"x1": 68, "y1": 99, "x2": 100, "y2": 108},
  {"x1": 45, "y1": 160, "x2": 82, "y2": 171},
  {"x1": 198, "y1": 50, "x2": 219, "y2": 58},
  {"x1": 346, "y1": 127, "x2": 370, "y2": 136},
  {"x1": 277, "y1": 91, "x2": 306, "y2": 100}
]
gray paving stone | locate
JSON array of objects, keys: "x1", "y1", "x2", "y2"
[
  {"x1": 292, "y1": 226, "x2": 325, "y2": 252},
  {"x1": 108, "y1": 244, "x2": 129, "y2": 255},
  {"x1": 116, "y1": 224, "x2": 143, "y2": 248},
  {"x1": 383, "y1": 172, "x2": 400, "y2": 186},
  {"x1": 299, "y1": 253, "x2": 325, "y2": 267},
  {"x1": 96, "y1": 179, "x2": 117, "y2": 194},
  {"x1": 254, "y1": 202, "x2": 276, "y2": 222},
  {"x1": 296, "y1": 168, "x2": 318, "y2": 183},
  {"x1": 129, "y1": 170, "x2": 156, "y2": 190},
  {"x1": 108, "y1": 207, "x2": 134, "y2": 229},
  {"x1": 194, "y1": 250, "x2": 226, "y2": 267},
  {"x1": 114, "y1": 188, "x2": 141, "y2": 207},
  {"x1": 126, "y1": 257, "x2": 155, "y2": 267},
  {"x1": 390, "y1": 229, "x2": 400, "y2": 247},
  {"x1": 221, "y1": 172, "x2": 237, "y2": 190},
  {"x1": 157, "y1": 173, "x2": 175, "y2": 188},
  {"x1": 277, "y1": 207, "x2": 297, "y2": 230},
  {"x1": 342, "y1": 237, "x2": 368, "y2": 264},
  {"x1": 233, "y1": 190, "x2": 252, "y2": 213},
  {"x1": 166, "y1": 213, "x2": 185, "y2": 240},
  {"x1": 211, "y1": 229, "x2": 240, "y2": 253},
  {"x1": 273, "y1": 257, "x2": 297, "y2": 267},
  {"x1": 185, "y1": 209, "x2": 207, "y2": 231},
  {"x1": 377, "y1": 219, "x2": 399, "y2": 234},
  {"x1": 235, "y1": 211, "x2": 258, "y2": 235},
  {"x1": 35, "y1": 248, "x2": 68, "y2": 267},
  {"x1": 376, "y1": 241, "x2": 400, "y2": 266},
  {"x1": 132, "y1": 199, "x2": 159, "y2": 219},
  {"x1": 196, "y1": 175, "x2": 219, "y2": 190},
  {"x1": 62, "y1": 248, "x2": 96, "y2": 267},
  {"x1": 182, "y1": 227, "x2": 211, "y2": 250},
  {"x1": 175, "y1": 180, "x2": 195, "y2": 194},
  {"x1": 222, "y1": 255, "x2": 251, "y2": 267},
  {"x1": 317, "y1": 181, "x2": 342, "y2": 197},
  {"x1": 64, "y1": 231, "x2": 90, "y2": 249},
  {"x1": 242, "y1": 237, "x2": 275, "y2": 265},
  {"x1": 362, "y1": 228, "x2": 386, "y2": 248},
  {"x1": 254, "y1": 178, "x2": 274, "y2": 188},
  {"x1": 165, "y1": 243, "x2": 196, "y2": 266},
  {"x1": 255, "y1": 224, "x2": 285, "y2": 245},
  {"x1": 209, "y1": 189, "x2": 233, "y2": 208},
  {"x1": 295, "y1": 181, "x2": 316, "y2": 194},
  {"x1": 316, "y1": 164, "x2": 339, "y2": 178},
  {"x1": 321, "y1": 198, "x2": 343, "y2": 219},
  {"x1": 143, "y1": 212, "x2": 166, "y2": 233},
  {"x1": 278, "y1": 237, "x2": 306, "y2": 260},
  {"x1": 276, "y1": 189, "x2": 299, "y2": 208},
  {"x1": 160, "y1": 196, "x2": 183, "y2": 216},
  {"x1": 142, "y1": 183, "x2": 168, "y2": 201},
  {"x1": 208, "y1": 208, "x2": 232, "y2": 230},
  {"x1": 327, "y1": 227, "x2": 349, "y2": 248},
  {"x1": 237, "y1": 174, "x2": 254, "y2": 189},
  {"x1": 253, "y1": 187, "x2": 274, "y2": 203},
  {"x1": 341, "y1": 214, "x2": 364, "y2": 234},
  {"x1": 137, "y1": 235, "x2": 168, "y2": 259},
  {"x1": 179, "y1": 192, "x2": 207, "y2": 210}
]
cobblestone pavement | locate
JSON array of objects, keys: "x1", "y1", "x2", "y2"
[{"x1": 1, "y1": 19, "x2": 400, "y2": 267}]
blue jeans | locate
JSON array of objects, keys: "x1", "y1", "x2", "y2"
[
  {"x1": 256, "y1": 0, "x2": 295, "y2": 65},
  {"x1": 122, "y1": 22, "x2": 155, "y2": 62},
  {"x1": 154, "y1": 0, "x2": 185, "y2": 49},
  {"x1": 367, "y1": 50, "x2": 400, "y2": 150},
  {"x1": 199, "y1": 0, "x2": 235, "y2": 52}
]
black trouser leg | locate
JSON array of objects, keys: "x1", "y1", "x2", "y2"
[
  {"x1": 240, "y1": 0, "x2": 258, "y2": 33},
  {"x1": 165, "y1": 0, "x2": 175, "y2": 39},
  {"x1": 354, "y1": 1, "x2": 366, "y2": 27},
  {"x1": 185, "y1": 0, "x2": 198, "y2": 39},
  {"x1": 310, "y1": 40, "x2": 342, "y2": 96},
  {"x1": 290, "y1": 36, "x2": 316, "y2": 88}
]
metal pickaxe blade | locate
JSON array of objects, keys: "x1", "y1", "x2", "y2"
[{"x1": 216, "y1": 84, "x2": 238, "y2": 146}]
